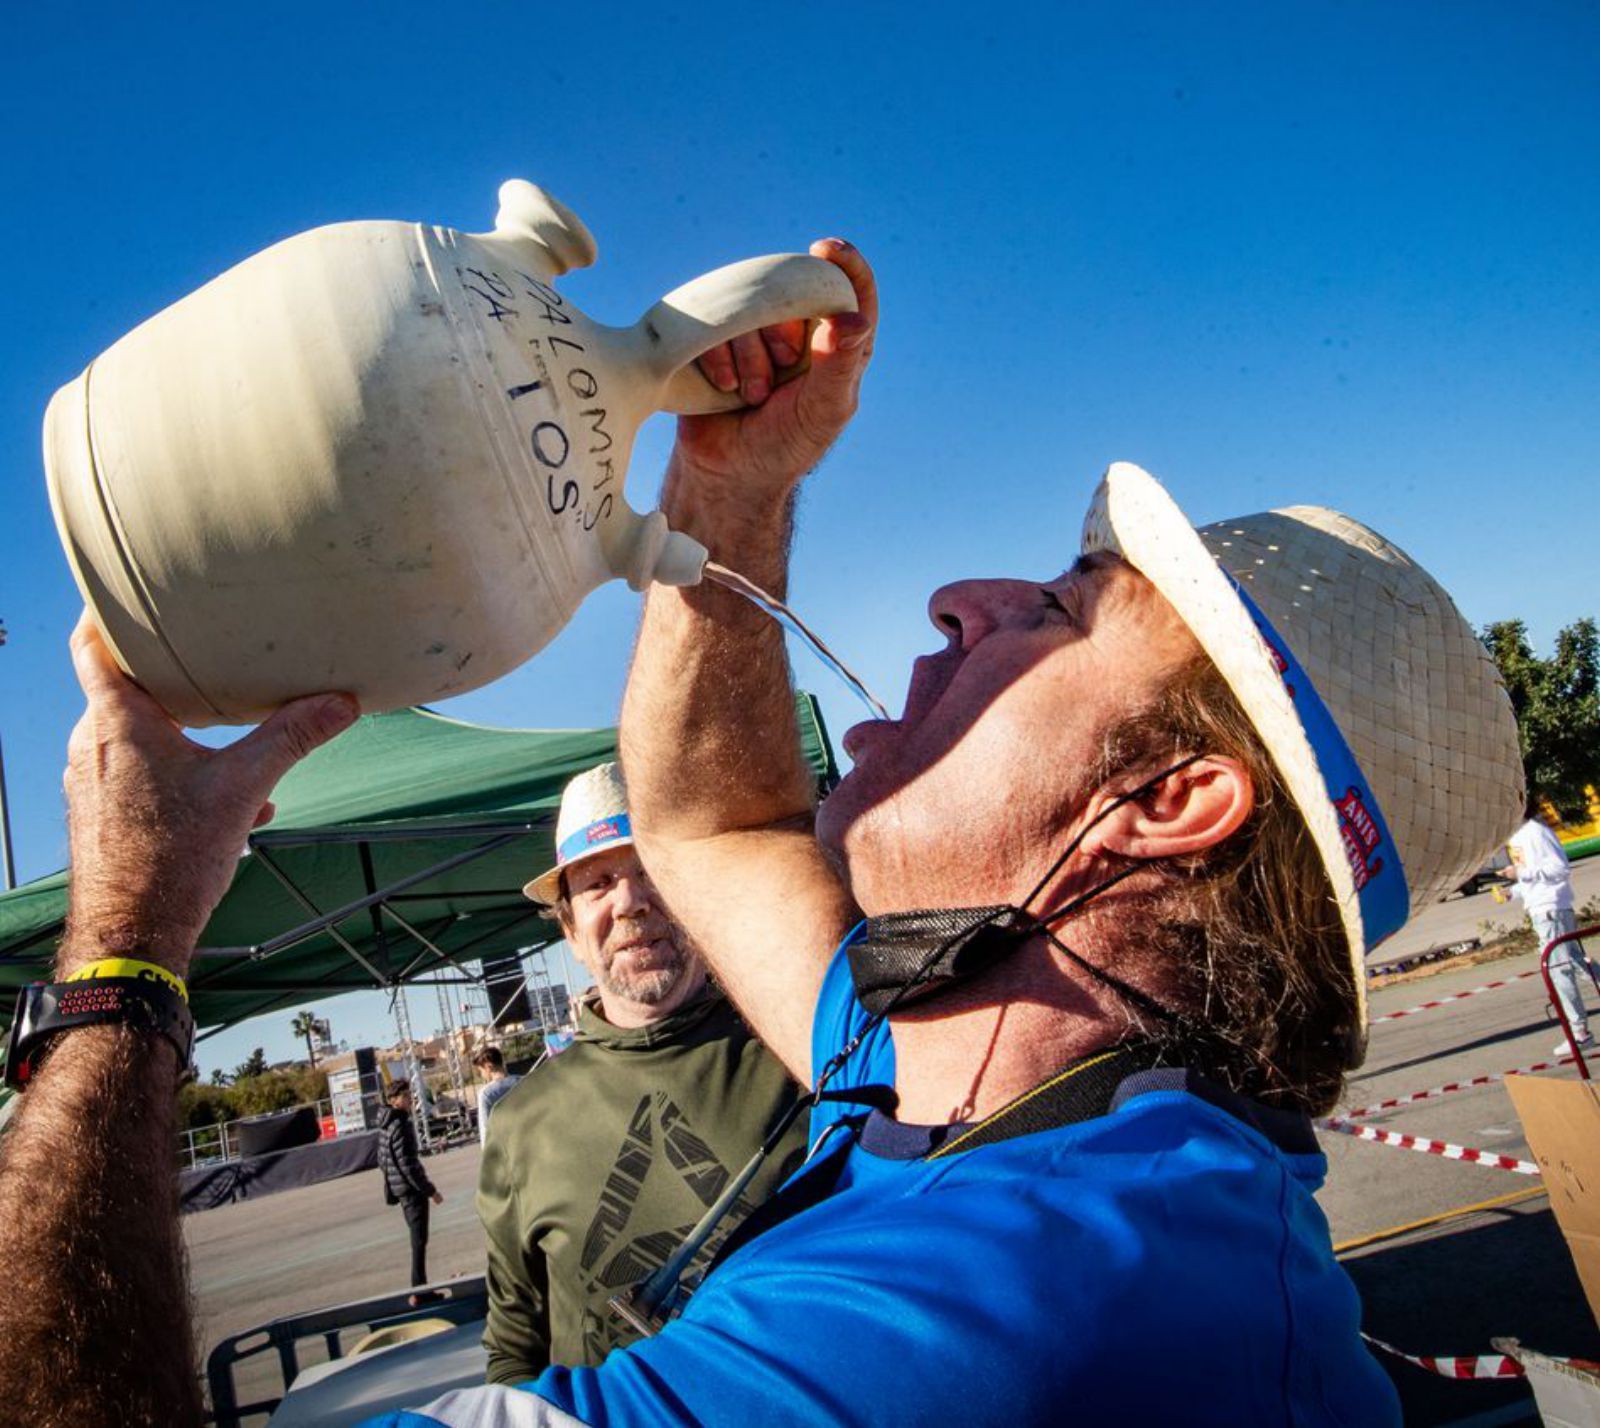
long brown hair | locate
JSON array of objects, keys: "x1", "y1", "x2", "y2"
[{"x1": 1091, "y1": 654, "x2": 1357, "y2": 1115}]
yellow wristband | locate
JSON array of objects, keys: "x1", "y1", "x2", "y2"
[{"x1": 65, "y1": 957, "x2": 189, "y2": 1005}]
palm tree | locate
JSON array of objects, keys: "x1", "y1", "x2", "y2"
[{"x1": 291, "y1": 1010, "x2": 320, "y2": 1067}]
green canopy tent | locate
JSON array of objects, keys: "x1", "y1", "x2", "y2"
[{"x1": 0, "y1": 697, "x2": 839, "y2": 1043}]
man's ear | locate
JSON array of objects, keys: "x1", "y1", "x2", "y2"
[{"x1": 1080, "y1": 757, "x2": 1255, "y2": 861}]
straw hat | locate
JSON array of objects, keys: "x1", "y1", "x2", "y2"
[
  {"x1": 1082, "y1": 463, "x2": 1524, "y2": 1060},
  {"x1": 523, "y1": 761, "x2": 634, "y2": 906}
]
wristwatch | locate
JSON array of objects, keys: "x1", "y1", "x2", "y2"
[{"x1": 3, "y1": 977, "x2": 195, "y2": 1090}]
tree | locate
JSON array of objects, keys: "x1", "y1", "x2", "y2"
[
  {"x1": 1483, "y1": 617, "x2": 1600, "y2": 823},
  {"x1": 233, "y1": 1047, "x2": 268, "y2": 1081},
  {"x1": 227, "y1": 1070, "x2": 304, "y2": 1118},
  {"x1": 177, "y1": 1082, "x2": 234, "y2": 1132},
  {"x1": 208, "y1": 1068, "x2": 229, "y2": 1087},
  {"x1": 290, "y1": 1009, "x2": 320, "y2": 1066}
]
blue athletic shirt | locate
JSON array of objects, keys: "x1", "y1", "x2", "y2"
[{"x1": 370, "y1": 939, "x2": 1400, "y2": 1427}]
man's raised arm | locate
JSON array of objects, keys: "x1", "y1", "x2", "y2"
[
  {"x1": 620, "y1": 241, "x2": 877, "y2": 1085},
  {"x1": 0, "y1": 619, "x2": 355, "y2": 1424}
]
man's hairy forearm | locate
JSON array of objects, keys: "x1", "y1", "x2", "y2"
[
  {"x1": 622, "y1": 452, "x2": 817, "y2": 840},
  {"x1": 9, "y1": 616, "x2": 357, "y2": 1426},
  {"x1": 0, "y1": 954, "x2": 201, "y2": 1425}
]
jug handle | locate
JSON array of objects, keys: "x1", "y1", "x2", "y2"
[{"x1": 640, "y1": 255, "x2": 859, "y2": 417}]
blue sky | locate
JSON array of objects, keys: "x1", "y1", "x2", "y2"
[{"x1": 2, "y1": 2, "x2": 1595, "y2": 1075}]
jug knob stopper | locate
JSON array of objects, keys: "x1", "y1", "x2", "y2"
[
  {"x1": 494, "y1": 180, "x2": 598, "y2": 276},
  {"x1": 613, "y1": 509, "x2": 707, "y2": 592}
]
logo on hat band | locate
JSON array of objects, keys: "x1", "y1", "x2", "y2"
[
  {"x1": 1229, "y1": 579, "x2": 1410, "y2": 950},
  {"x1": 557, "y1": 813, "x2": 633, "y2": 867}
]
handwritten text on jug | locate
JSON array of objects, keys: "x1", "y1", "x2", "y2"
[{"x1": 456, "y1": 265, "x2": 617, "y2": 533}]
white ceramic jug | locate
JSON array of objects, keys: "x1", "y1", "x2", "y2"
[{"x1": 44, "y1": 179, "x2": 856, "y2": 725}]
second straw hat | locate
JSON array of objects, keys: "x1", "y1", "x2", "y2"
[{"x1": 524, "y1": 761, "x2": 634, "y2": 906}]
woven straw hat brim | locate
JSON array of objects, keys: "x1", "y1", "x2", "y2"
[
  {"x1": 523, "y1": 833, "x2": 636, "y2": 907},
  {"x1": 1082, "y1": 463, "x2": 1371, "y2": 1049}
]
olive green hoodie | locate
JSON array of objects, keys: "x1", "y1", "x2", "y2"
[{"x1": 477, "y1": 989, "x2": 806, "y2": 1383}]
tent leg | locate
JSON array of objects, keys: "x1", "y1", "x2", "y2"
[{"x1": 390, "y1": 984, "x2": 432, "y2": 1155}]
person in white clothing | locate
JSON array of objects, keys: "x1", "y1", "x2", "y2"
[
  {"x1": 473, "y1": 1046, "x2": 522, "y2": 1144},
  {"x1": 1499, "y1": 814, "x2": 1594, "y2": 1054}
]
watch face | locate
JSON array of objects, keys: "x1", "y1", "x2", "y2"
[
  {"x1": 2, "y1": 979, "x2": 195, "y2": 1090},
  {"x1": 3, "y1": 985, "x2": 44, "y2": 1090}
]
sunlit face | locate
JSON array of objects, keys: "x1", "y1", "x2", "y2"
[
  {"x1": 559, "y1": 844, "x2": 701, "y2": 1011},
  {"x1": 818, "y1": 552, "x2": 1201, "y2": 914}
]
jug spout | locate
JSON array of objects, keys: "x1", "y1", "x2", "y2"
[{"x1": 604, "y1": 505, "x2": 708, "y2": 592}]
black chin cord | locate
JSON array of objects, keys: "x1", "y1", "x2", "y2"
[
  {"x1": 847, "y1": 754, "x2": 1206, "y2": 1019},
  {"x1": 1021, "y1": 753, "x2": 1206, "y2": 914},
  {"x1": 1012, "y1": 754, "x2": 1208, "y2": 1037}
]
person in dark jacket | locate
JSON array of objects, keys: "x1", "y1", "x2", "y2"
[{"x1": 377, "y1": 1079, "x2": 445, "y2": 1306}]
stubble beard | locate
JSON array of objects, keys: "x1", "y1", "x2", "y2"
[{"x1": 595, "y1": 933, "x2": 691, "y2": 1006}]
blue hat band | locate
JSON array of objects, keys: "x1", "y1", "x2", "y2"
[
  {"x1": 557, "y1": 812, "x2": 633, "y2": 867},
  {"x1": 1229, "y1": 579, "x2": 1410, "y2": 951}
]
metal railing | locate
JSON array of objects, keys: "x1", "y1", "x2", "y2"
[
  {"x1": 179, "y1": 1086, "x2": 481, "y2": 1170},
  {"x1": 1541, "y1": 923, "x2": 1600, "y2": 1079},
  {"x1": 179, "y1": 1095, "x2": 363, "y2": 1171}
]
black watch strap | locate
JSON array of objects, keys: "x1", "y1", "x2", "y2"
[{"x1": 4, "y1": 978, "x2": 196, "y2": 1090}]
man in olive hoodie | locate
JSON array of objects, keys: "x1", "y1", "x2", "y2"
[{"x1": 477, "y1": 763, "x2": 806, "y2": 1383}]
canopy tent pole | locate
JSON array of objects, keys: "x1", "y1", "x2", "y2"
[
  {"x1": 361, "y1": 911, "x2": 460, "y2": 982},
  {"x1": 440, "y1": 908, "x2": 552, "y2": 962},
  {"x1": 189, "y1": 912, "x2": 545, "y2": 1042},
  {"x1": 242, "y1": 830, "x2": 529, "y2": 961},
  {"x1": 383, "y1": 904, "x2": 487, "y2": 984},
  {"x1": 248, "y1": 817, "x2": 551, "y2": 848},
  {"x1": 358, "y1": 841, "x2": 394, "y2": 985},
  {"x1": 0, "y1": 729, "x2": 17, "y2": 891},
  {"x1": 245, "y1": 847, "x2": 393, "y2": 988}
]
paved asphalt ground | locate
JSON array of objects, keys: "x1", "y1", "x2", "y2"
[{"x1": 189, "y1": 862, "x2": 1600, "y2": 1426}]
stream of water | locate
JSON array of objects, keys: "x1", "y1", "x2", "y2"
[{"x1": 702, "y1": 561, "x2": 891, "y2": 723}]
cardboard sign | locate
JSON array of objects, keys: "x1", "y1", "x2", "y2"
[
  {"x1": 1517, "y1": 1344, "x2": 1600, "y2": 1428},
  {"x1": 1507, "y1": 1073, "x2": 1600, "y2": 1329}
]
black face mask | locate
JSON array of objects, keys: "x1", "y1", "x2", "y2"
[{"x1": 845, "y1": 755, "x2": 1205, "y2": 1020}]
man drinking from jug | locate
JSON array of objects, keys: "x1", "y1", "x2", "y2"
[{"x1": 0, "y1": 239, "x2": 1522, "y2": 1428}]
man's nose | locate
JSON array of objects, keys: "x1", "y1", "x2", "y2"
[
  {"x1": 927, "y1": 579, "x2": 1033, "y2": 649},
  {"x1": 613, "y1": 869, "x2": 655, "y2": 918}
]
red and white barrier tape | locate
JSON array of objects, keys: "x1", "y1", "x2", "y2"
[
  {"x1": 1371, "y1": 968, "x2": 1541, "y2": 1024},
  {"x1": 1341, "y1": 1055, "x2": 1575, "y2": 1119},
  {"x1": 1318, "y1": 1117, "x2": 1541, "y2": 1175},
  {"x1": 1362, "y1": 1333, "x2": 1523, "y2": 1380}
]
